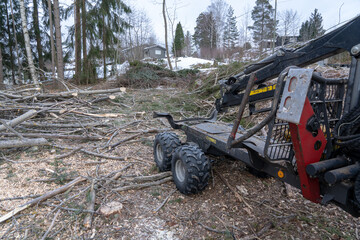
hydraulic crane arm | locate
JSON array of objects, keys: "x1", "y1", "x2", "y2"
[{"x1": 218, "y1": 15, "x2": 360, "y2": 112}]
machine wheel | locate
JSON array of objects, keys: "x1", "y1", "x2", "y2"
[
  {"x1": 154, "y1": 132, "x2": 181, "y2": 171},
  {"x1": 171, "y1": 145, "x2": 210, "y2": 194}
]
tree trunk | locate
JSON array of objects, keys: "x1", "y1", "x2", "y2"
[
  {"x1": 163, "y1": 0, "x2": 172, "y2": 71},
  {"x1": 10, "y1": 0, "x2": 23, "y2": 83},
  {"x1": 75, "y1": 0, "x2": 81, "y2": 85},
  {"x1": 81, "y1": 0, "x2": 88, "y2": 84},
  {"x1": 5, "y1": 0, "x2": 15, "y2": 85},
  {"x1": 33, "y1": 0, "x2": 45, "y2": 80},
  {"x1": 47, "y1": 0, "x2": 56, "y2": 79},
  {"x1": 53, "y1": 0, "x2": 64, "y2": 81},
  {"x1": 102, "y1": 15, "x2": 106, "y2": 80},
  {"x1": 19, "y1": 0, "x2": 40, "y2": 88},
  {"x1": 0, "y1": 45, "x2": 3, "y2": 85}
]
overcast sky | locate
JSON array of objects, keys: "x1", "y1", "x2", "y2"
[
  {"x1": 61, "y1": 0, "x2": 360, "y2": 45},
  {"x1": 128, "y1": 0, "x2": 360, "y2": 44}
]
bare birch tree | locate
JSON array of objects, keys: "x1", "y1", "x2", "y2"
[
  {"x1": 19, "y1": 0, "x2": 40, "y2": 88},
  {"x1": 163, "y1": 0, "x2": 173, "y2": 70},
  {"x1": 166, "y1": 1, "x2": 178, "y2": 69},
  {"x1": 279, "y1": 9, "x2": 300, "y2": 45}
]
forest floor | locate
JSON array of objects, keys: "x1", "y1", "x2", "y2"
[{"x1": 0, "y1": 75, "x2": 359, "y2": 239}]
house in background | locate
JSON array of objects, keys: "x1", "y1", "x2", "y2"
[
  {"x1": 276, "y1": 36, "x2": 299, "y2": 47},
  {"x1": 143, "y1": 45, "x2": 166, "y2": 59}
]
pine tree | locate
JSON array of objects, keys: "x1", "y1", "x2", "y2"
[
  {"x1": 299, "y1": 9, "x2": 325, "y2": 41},
  {"x1": 0, "y1": 44, "x2": 3, "y2": 84},
  {"x1": 173, "y1": 22, "x2": 185, "y2": 57},
  {"x1": 223, "y1": 6, "x2": 239, "y2": 51},
  {"x1": 248, "y1": 0, "x2": 275, "y2": 51}
]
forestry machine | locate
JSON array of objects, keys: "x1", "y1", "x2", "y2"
[{"x1": 153, "y1": 15, "x2": 360, "y2": 217}]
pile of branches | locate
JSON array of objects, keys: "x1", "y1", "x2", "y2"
[
  {"x1": 0, "y1": 87, "x2": 129, "y2": 151},
  {"x1": 0, "y1": 85, "x2": 176, "y2": 238}
]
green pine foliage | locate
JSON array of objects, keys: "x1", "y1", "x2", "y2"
[
  {"x1": 223, "y1": 6, "x2": 239, "y2": 50},
  {"x1": 248, "y1": 0, "x2": 275, "y2": 44},
  {"x1": 173, "y1": 22, "x2": 185, "y2": 57},
  {"x1": 299, "y1": 9, "x2": 325, "y2": 41}
]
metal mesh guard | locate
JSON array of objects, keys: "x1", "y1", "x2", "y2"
[{"x1": 264, "y1": 79, "x2": 345, "y2": 161}]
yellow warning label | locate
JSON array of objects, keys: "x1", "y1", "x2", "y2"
[
  {"x1": 206, "y1": 136, "x2": 216, "y2": 144},
  {"x1": 250, "y1": 84, "x2": 276, "y2": 96}
]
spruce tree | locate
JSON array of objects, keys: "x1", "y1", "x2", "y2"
[
  {"x1": 173, "y1": 22, "x2": 185, "y2": 57},
  {"x1": 299, "y1": 9, "x2": 325, "y2": 41},
  {"x1": 223, "y1": 6, "x2": 239, "y2": 51},
  {"x1": 248, "y1": 0, "x2": 275, "y2": 50}
]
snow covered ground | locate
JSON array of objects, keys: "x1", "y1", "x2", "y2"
[{"x1": 63, "y1": 57, "x2": 219, "y2": 80}]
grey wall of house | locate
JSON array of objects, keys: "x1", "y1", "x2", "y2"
[{"x1": 147, "y1": 47, "x2": 166, "y2": 58}]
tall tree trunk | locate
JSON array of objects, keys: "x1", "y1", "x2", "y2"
[
  {"x1": 47, "y1": 0, "x2": 56, "y2": 79},
  {"x1": 75, "y1": 0, "x2": 81, "y2": 84},
  {"x1": 0, "y1": 45, "x2": 3, "y2": 85},
  {"x1": 5, "y1": 0, "x2": 15, "y2": 85},
  {"x1": 53, "y1": 0, "x2": 64, "y2": 82},
  {"x1": 33, "y1": 0, "x2": 44, "y2": 80},
  {"x1": 10, "y1": 0, "x2": 23, "y2": 83},
  {"x1": 163, "y1": 0, "x2": 172, "y2": 70},
  {"x1": 102, "y1": 15, "x2": 106, "y2": 80},
  {"x1": 19, "y1": 0, "x2": 40, "y2": 88},
  {"x1": 81, "y1": 0, "x2": 88, "y2": 84}
]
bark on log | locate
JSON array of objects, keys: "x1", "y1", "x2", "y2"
[
  {"x1": 0, "y1": 110, "x2": 37, "y2": 131},
  {"x1": 0, "y1": 132, "x2": 102, "y2": 141},
  {"x1": 37, "y1": 88, "x2": 126, "y2": 99},
  {"x1": 0, "y1": 176, "x2": 86, "y2": 223},
  {"x1": 21, "y1": 122, "x2": 108, "y2": 128},
  {"x1": 0, "y1": 138, "x2": 49, "y2": 149}
]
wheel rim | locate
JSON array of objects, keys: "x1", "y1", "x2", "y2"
[
  {"x1": 156, "y1": 144, "x2": 163, "y2": 164},
  {"x1": 175, "y1": 159, "x2": 186, "y2": 183}
]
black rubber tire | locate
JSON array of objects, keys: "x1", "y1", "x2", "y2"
[
  {"x1": 153, "y1": 132, "x2": 181, "y2": 171},
  {"x1": 171, "y1": 145, "x2": 210, "y2": 194}
]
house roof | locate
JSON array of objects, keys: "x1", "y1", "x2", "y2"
[{"x1": 143, "y1": 45, "x2": 166, "y2": 51}]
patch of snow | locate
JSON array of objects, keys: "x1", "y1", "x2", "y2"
[{"x1": 145, "y1": 57, "x2": 218, "y2": 71}]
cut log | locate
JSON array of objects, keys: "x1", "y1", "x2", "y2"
[
  {"x1": 21, "y1": 122, "x2": 108, "y2": 128},
  {"x1": 37, "y1": 88, "x2": 126, "y2": 99},
  {"x1": 0, "y1": 138, "x2": 49, "y2": 149},
  {"x1": 83, "y1": 180, "x2": 96, "y2": 228},
  {"x1": 0, "y1": 132, "x2": 102, "y2": 141},
  {"x1": 0, "y1": 110, "x2": 37, "y2": 132}
]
